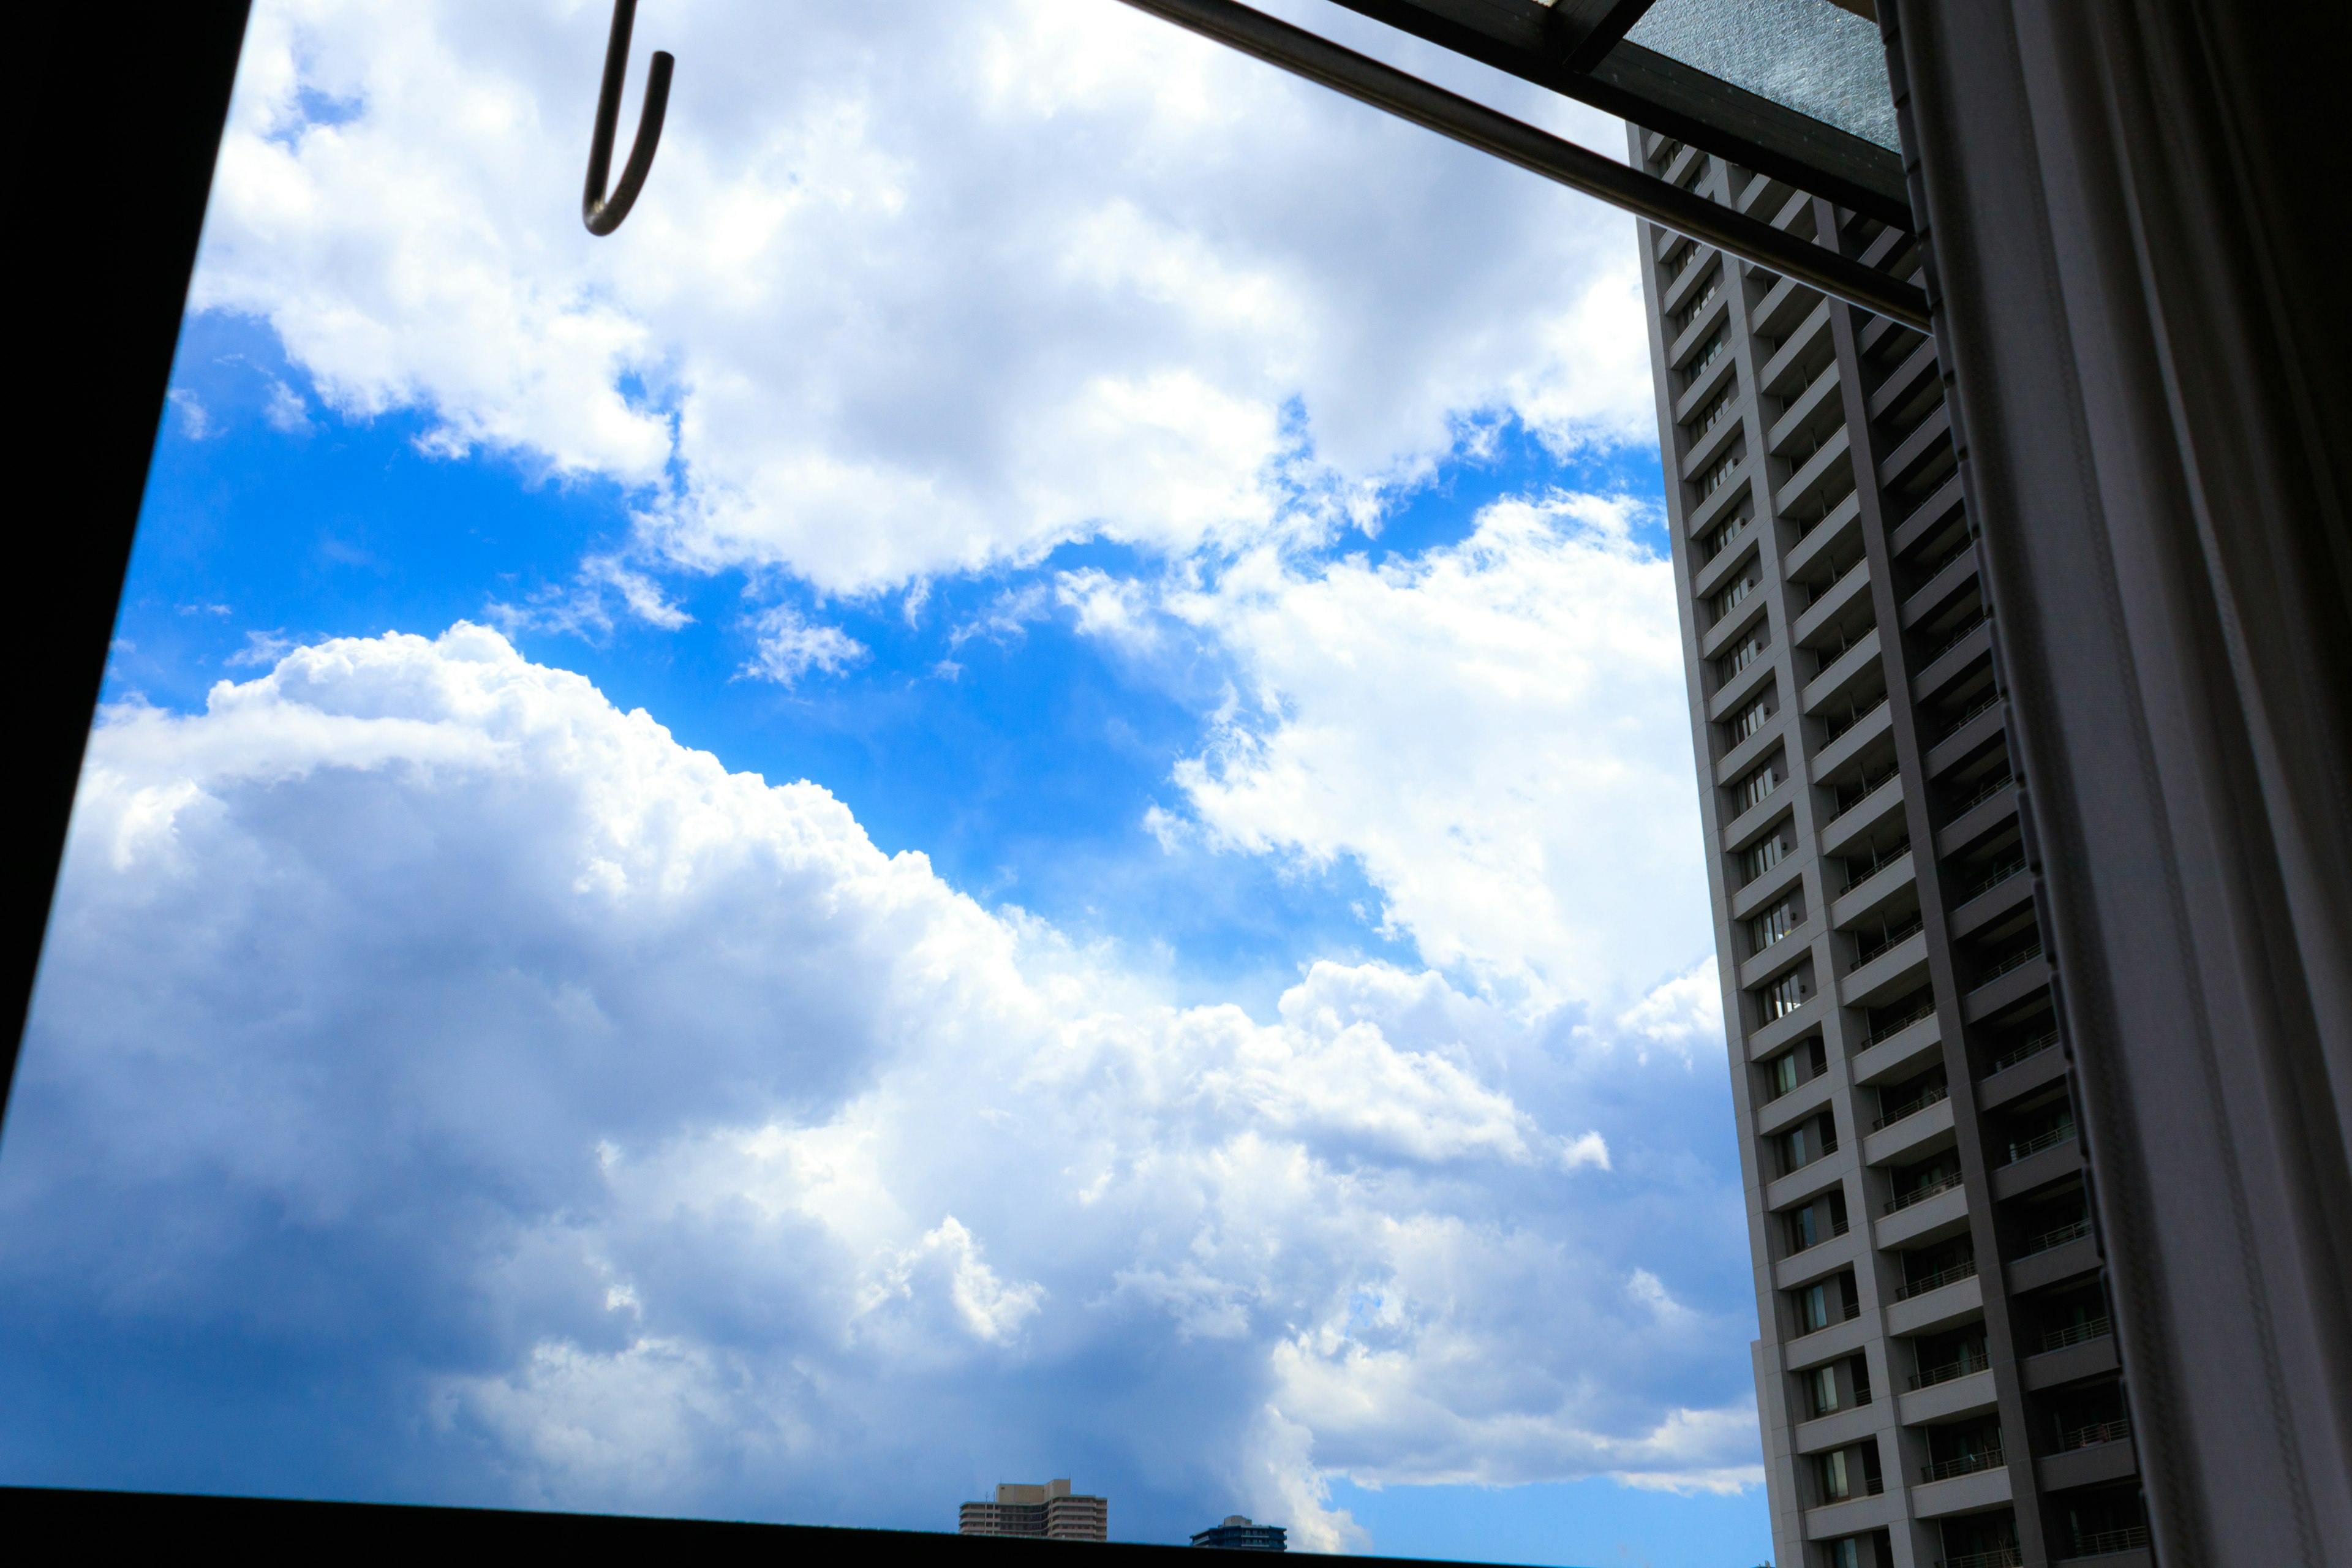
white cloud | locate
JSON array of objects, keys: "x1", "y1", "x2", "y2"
[
  {"x1": 1618, "y1": 959, "x2": 1728, "y2": 1062},
  {"x1": 1149, "y1": 492, "x2": 1711, "y2": 1016},
  {"x1": 10, "y1": 627, "x2": 1754, "y2": 1532},
  {"x1": 741, "y1": 602, "x2": 869, "y2": 684},
  {"x1": 192, "y1": 0, "x2": 1655, "y2": 594}
]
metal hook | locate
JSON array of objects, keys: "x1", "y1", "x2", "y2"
[{"x1": 582, "y1": 0, "x2": 673, "y2": 235}]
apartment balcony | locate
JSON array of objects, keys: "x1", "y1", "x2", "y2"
[
  {"x1": 1756, "y1": 1071, "x2": 1836, "y2": 1136},
  {"x1": 1793, "y1": 1400, "x2": 1879, "y2": 1457},
  {"x1": 2023, "y1": 1327, "x2": 2119, "y2": 1393},
  {"x1": 1910, "y1": 1453, "x2": 2012, "y2": 1517},
  {"x1": 1897, "y1": 1363, "x2": 1996, "y2": 1427},
  {"x1": 1921, "y1": 1446, "x2": 2004, "y2": 1485},
  {"x1": 1820, "y1": 769, "x2": 1907, "y2": 859},
  {"x1": 1831, "y1": 846, "x2": 1915, "y2": 933},
  {"x1": 2005, "y1": 1229, "x2": 2100, "y2": 1295},
  {"x1": 1842, "y1": 929, "x2": 1930, "y2": 1012},
  {"x1": 1756, "y1": 297, "x2": 1832, "y2": 396},
  {"x1": 1941, "y1": 1551, "x2": 2024, "y2": 1568},
  {"x1": 1765, "y1": 1155, "x2": 1849, "y2": 1216},
  {"x1": 1884, "y1": 1268, "x2": 1981, "y2": 1338},
  {"x1": 1992, "y1": 1125, "x2": 2083, "y2": 1202},
  {"x1": 1888, "y1": 471, "x2": 1964, "y2": 560},
  {"x1": 1862, "y1": 1089, "x2": 1952, "y2": 1168},
  {"x1": 1801, "y1": 625, "x2": 1886, "y2": 724},
  {"x1": 1948, "y1": 858, "x2": 2032, "y2": 942},
  {"x1": 1893, "y1": 1257, "x2": 1977, "y2": 1303},
  {"x1": 1771, "y1": 1227, "x2": 1860, "y2": 1294},
  {"x1": 1792, "y1": 559, "x2": 1872, "y2": 654},
  {"x1": 1911, "y1": 613, "x2": 1993, "y2": 706},
  {"x1": 1964, "y1": 951, "x2": 2053, "y2": 1026},
  {"x1": 2056, "y1": 1526, "x2": 2151, "y2": 1566},
  {"x1": 1874, "y1": 1175, "x2": 1970, "y2": 1251},
  {"x1": 1780, "y1": 489, "x2": 1861, "y2": 581},
  {"x1": 1774, "y1": 425, "x2": 1855, "y2": 522},
  {"x1": 1799, "y1": 1486, "x2": 1901, "y2": 1542},
  {"x1": 1849, "y1": 1008, "x2": 1942, "y2": 1090}
]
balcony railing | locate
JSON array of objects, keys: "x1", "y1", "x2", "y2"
[
  {"x1": 1909, "y1": 1344, "x2": 1991, "y2": 1389},
  {"x1": 2005, "y1": 1118, "x2": 2076, "y2": 1164},
  {"x1": 1919, "y1": 609, "x2": 1989, "y2": 669},
  {"x1": 1865, "y1": 998, "x2": 1937, "y2": 1047},
  {"x1": 1937, "y1": 688, "x2": 2001, "y2": 741},
  {"x1": 1944, "y1": 771, "x2": 2015, "y2": 825},
  {"x1": 1803, "y1": 551, "x2": 1865, "y2": 609},
  {"x1": 2058, "y1": 1417, "x2": 2132, "y2": 1451},
  {"x1": 1910, "y1": 532, "x2": 1975, "y2": 585},
  {"x1": 1940, "y1": 1550, "x2": 2023, "y2": 1568},
  {"x1": 1830, "y1": 767, "x2": 1902, "y2": 824},
  {"x1": 1987, "y1": 1027, "x2": 2060, "y2": 1075},
  {"x1": 2040, "y1": 1314, "x2": 2113, "y2": 1352},
  {"x1": 1972, "y1": 942, "x2": 2045, "y2": 992},
  {"x1": 2071, "y1": 1526, "x2": 2151, "y2": 1558},
  {"x1": 1873, "y1": 1081, "x2": 1949, "y2": 1130},
  {"x1": 1885, "y1": 1169, "x2": 1963, "y2": 1214},
  {"x1": 1893, "y1": 1256, "x2": 1978, "y2": 1301},
  {"x1": 2016, "y1": 1215, "x2": 2093, "y2": 1257},
  {"x1": 1958, "y1": 856, "x2": 2027, "y2": 906},
  {"x1": 1822, "y1": 688, "x2": 1888, "y2": 744},
  {"x1": 1841, "y1": 835, "x2": 1911, "y2": 895},
  {"x1": 1921, "y1": 1446, "x2": 2004, "y2": 1483},
  {"x1": 1852, "y1": 914, "x2": 1925, "y2": 971}
]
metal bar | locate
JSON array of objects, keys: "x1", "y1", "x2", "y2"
[
  {"x1": 1559, "y1": 0, "x2": 1657, "y2": 75},
  {"x1": 1324, "y1": 0, "x2": 1913, "y2": 227},
  {"x1": 1112, "y1": 0, "x2": 1930, "y2": 330}
]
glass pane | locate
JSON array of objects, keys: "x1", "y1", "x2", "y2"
[{"x1": 1626, "y1": 0, "x2": 1901, "y2": 150}]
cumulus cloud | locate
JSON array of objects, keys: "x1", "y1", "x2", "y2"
[
  {"x1": 192, "y1": 0, "x2": 1654, "y2": 593},
  {"x1": 741, "y1": 602, "x2": 869, "y2": 684},
  {"x1": 1145, "y1": 492, "x2": 1710, "y2": 1016},
  {"x1": 7, "y1": 628, "x2": 1753, "y2": 1537}
]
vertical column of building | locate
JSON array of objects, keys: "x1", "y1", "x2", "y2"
[{"x1": 1631, "y1": 124, "x2": 2148, "y2": 1568}]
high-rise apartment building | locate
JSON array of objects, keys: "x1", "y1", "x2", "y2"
[
  {"x1": 1630, "y1": 130, "x2": 2151, "y2": 1568},
  {"x1": 959, "y1": 1479, "x2": 1109, "y2": 1541},
  {"x1": 1191, "y1": 1515, "x2": 1288, "y2": 1550}
]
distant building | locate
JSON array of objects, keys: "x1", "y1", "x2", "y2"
[
  {"x1": 1191, "y1": 1515, "x2": 1286, "y2": 1551},
  {"x1": 959, "y1": 1479, "x2": 1107, "y2": 1542}
]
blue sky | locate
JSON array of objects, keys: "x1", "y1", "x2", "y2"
[{"x1": 2, "y1": 2, "x2": 1762, "y2": 1562}]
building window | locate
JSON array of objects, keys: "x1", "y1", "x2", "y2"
[
  {"x1": 1710, "y1": 572, "x2": 1755, "y2": 622},
  {"x1": 1720, "y1": 625, "x2": 1770, "y2": 683},
  {"x1": 1727, "y1": 693, "x2": 1774, "y2": 746},
  {"x1": 1762, "y1": 967, "x2": 1809, "y2": 1020},
  {"x1": 1741, "y1": 829, "x2": 1790, "y2": 883},
  {"x1": 1749, "y1": 897, "x2": 1798, "y2": 953},
  {"x1": 1697, "y1": 451, "x2": 1740, "y2": 497},
  {"x1": 1734, "y1": 758, "x2": 1781, "y2": 814},
  {"x1": 1703, "y1": 511, "x2": 1750, "y2": 562}
]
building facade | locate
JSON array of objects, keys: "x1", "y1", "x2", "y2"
[
  {"x1": 1629, "y1": 129, "x2": 2152, "y2": 1568},
  {"x1": 1191, "y1": 1515, "x2": 1287, "y2": 1550},
  {"x1": 959, "y1": 1479, "x2": 1108, "y2": 1541}
]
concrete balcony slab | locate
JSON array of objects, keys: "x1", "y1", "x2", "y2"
[
  {"x1": 1701, "y1": 594, "x2": 1771, "y2": 662},
  {"x1": 1830, "y1": 851, "x2": 1916, "y2": 933},
  {"x1": 1773, "y1": 1228, "x2": 1862, "y2": 1293},
  {"x1": 1730, "y1": 856, "x2": 1809, "y2": 925},
  {"x1": 1841, "y1": 930, "x2": 1931, "y2": 1011},
  {"x1": 1748, "y1": 994, "x2": 1828, "y2": 1060},
  {"x1": 1948, "y1": 865, "x2": 2033, "y2": 942},
  {"x1": 1792, "y1": 559, "x2": 1871, "y2": 650},
  {"x1": 1809, "y1": 701, "x2": 1894, "y2": 790},
  {"x1": 1900, "y1": 543, "x2": 1982, "y2": 632},
  {"x1": 1849, "y1": 1012, "x2": 1942, "y2": 1087},
  {"x1": 1756, "y1": 1072, "x2": 1836, "y2": 1137},
  {"x1": 1991, "y1": 1135, "x2": 2082, "y2": 1202},
  {"x1": 1926, "y1": 698, "x2": 2006, "y2": 781},
  {"x1": 1820, "y1": 775, "x2": 1907, "y2": 859},
  {"x1": 2003, "y1": 1234, "x2": 2101, "y2": 1296},
  {"x1": 1713, "y1": 707, "x2": 1789, "y2": 787},
  {"x1": 1766, "y1": 1155, "x2": 1850, "y2": 1215},
  {"x1": 1863, "y1": 1093, "x2": 1954, "y2": 1168},
  {"x1": 1908, "y1": 1461, "x2": 2011, "y2": 1518},
  {"x1": 1774, "y1": 424, "x2": 1855, "y2": 520},
  {"x1": 1962, "y1": 954, "x2": 2052, "y2": 1025},
  {"x1": 1801, "y1": 1490, "x2": 1902, "y2": 1541},
  {"x1": 1898, "y1": 1366, "x2": 1997, "y2": 1427},
  {"x1": 1888, "y1": 472, "x2": 1963, "y2": 558},
  {"x1": 1934, "y1": 777, "x2": 2019, "y2": 859},
  {"x1": 2022, "y1": 1334, "x2": 2118, "y2": 1391},
  {"x1": 1883, "y1": 1272, "x2": 1982, "y2": 1338},
  {"x1": 1780, "y1": 491, "x2": 1861, "y2": 582},
  {"x1": 1910, "y1": 617, "x2": 1992, "y2": 704},
  {"x1": 2036, "y1": 1439, "x2": 2138, "y2": 1494},
  {"x1": 1784, "y1": 1313, "x2": 1872, "y2": 1370},
  {"x1": 1801, "y1": 626, "x2": 1885, "y2": 718},
  {"x1": 1977, "y1": 1039, "x2": 2065, "y2": 1108},
  {"x1": 1793, "y1": 1401, "x2": 1882, "y2": 1456},
  {"x1": 1875, "y1": 401, "x2": 1952, "y2": 494},
  {"x1": 1872, "y1": 1180, "x2": 1970, "y2": 1250}
]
